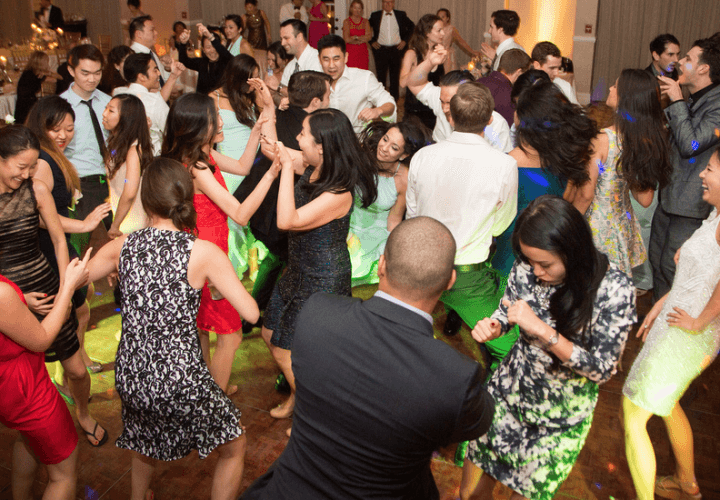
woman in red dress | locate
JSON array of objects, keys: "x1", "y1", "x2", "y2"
[
  {"x1": 343, "y1": 0, "x2": 371, "y2": 69},
  {"x1": 161, "y1": 85, "x2": 277, "y2": 395},
  {"x1": 0, "y1": 253, "x2": 89, "y2": 498},
  {"x1": 308, "y1": 0, "x2": 330, "y2": 48}
]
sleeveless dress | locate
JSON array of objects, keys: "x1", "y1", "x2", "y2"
[
  {"x1": 404, "y1": 52, "x2": 444, "y2": 131},
  {"x1": 0, "y1": 179, "x2": 79, "y2": 362},
  {"x1": 348, "y1": 168, "x2": 399, "y2": 286},
  {"x1": 623, "y1": 210, "x2": 720, "y2": 416},
  {"x1": 108, "y1": 143, "x2": 147, "y2": 234},
  {"x1": 227, "y1": 35, "x2": 244, "y2": 57},
  {"x1": 0, "y1": 274, "x2": 78, "y2": 465},
  {"x1": 115, "y1": 228, "x2": 242, "y2": 460},
  {"x1": 193, "y1": 158, "x2": 243, "y2": 334},
  {"x1": 245, "y1": 12, "x2": 268, "y2": 50},
  {"x1": 308, "y1": 2, "x2": 330, "y2": 48},
  {"x1": 345, "y1": 17, "x2": 369, "y2": 70},
  {"x1": 467, "y1": 262, "x2": 635, "y2": 500},
  {"x1": 585, "y1": 128, "x2": 646, "y2": 276},
  {"x1": 265, "y1": 167, "x2": 353, "y2": 349}
]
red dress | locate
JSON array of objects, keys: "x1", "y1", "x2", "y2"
[
  {"x1": 193, "y1": 158, "x2": 243, "y2": 334},
  {"x1": 0, "y1": 275, "x2": 78, "y2": 465},
  {"x1": 346, "y1": 17, "x2": 369, "y2": 70},
  {"x1": 308, "y1": 2, "x2": 330, "y2": 48}
]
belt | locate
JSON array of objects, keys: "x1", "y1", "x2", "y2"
[
  {"x1": 454, "y1": 261, "x2": 488, "y2": 273},
  {"x1": 81, "y1": 174, "x2": 107, "y2": 182}
]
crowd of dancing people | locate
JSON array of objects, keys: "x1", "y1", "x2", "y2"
[{"x1": 3, "y1": 1, "x2": 720, "y2": 499}]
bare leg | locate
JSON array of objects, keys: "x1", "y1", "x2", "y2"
[
  {"x1": 75, "y1": 300, "x2": 94, "y2": 367},
  {"x1": 209, "y1": 331, "x2": 243, "y2": 394},
  {"x1": 460, "y1": 459, "x2": 496, "y2": 500},
  {"x1": 199, "y1": 329, "x2": 211, "y2": 368},
  {"x1": 622, "y1": 396, "x2": 655, "y2": 500},
  {"x1": 131, "y1": 452, "x2": 156, "y2": 500},
  {"x1": 12, "y1": 437, "x2": 38, "y2": 500},
  {"x1": 261, "y1": 326, "x2": 295, "y2": 418},
  {"x1": 63, "y1": 352, "x2": 105, "y2": 445},
  {"x1": 12, "y1": 437, "x2": 77, "y2": 500},
  {"x1": 211, "y1": 432, "x2": 247, "y2": 500},
  {"x1": 662, "y1": 402, "x2": 700, "y2": 492},
  {"x1": 43, "y1": 445, "x2": 78, "y2": 500}
]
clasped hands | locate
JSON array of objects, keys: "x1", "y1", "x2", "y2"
[{"x1": 472, "y1": 299, "x2": 548, "y2": 343}]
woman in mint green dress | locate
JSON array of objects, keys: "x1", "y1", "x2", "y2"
[{"x1": 348, "y1": 121, "x2": 431, "y2": 286}]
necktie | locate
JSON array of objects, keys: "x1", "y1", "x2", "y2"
[
  {"x1": 152, "y1": 52, "x2": 166, "y2": 87},
  {"x1": 80, "y1": 100, "x2": 107, "y2": 156},
  {"x1": 293, "y1": 61, "x2": 300, "y2": 75}
]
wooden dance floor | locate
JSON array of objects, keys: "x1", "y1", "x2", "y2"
[{"x1": 1, "y1": 278, "x2": 719, "y2": 499}]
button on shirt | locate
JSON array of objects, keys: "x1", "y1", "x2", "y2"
[
  {"x1": 130, "y1": 41, "x2": 170, "y2": 83},
  {"x1": 415, "y1": 82, "x2": 513, "y2": 152},
  {"x1": 281, "y1": 45, "x2": 323, "y2": 86},
  {"x1": 377, "y1": 11, "x2": 401, "y2": 46},
  {"x1": 61, "y1": 84, "x2": 111, "y2": 177},
  {"x1": 114, "y1": 83, "x2": 169, "y2": 156},
  {"x1": 492, "y1": 37, "x2": 525, "y2": 71},
  {"x1": 406, "y1": 131, "x2": 518, "y2": 265},
  {"x1": 330, "y1": 67, "x2": 396, "y2": 134}
]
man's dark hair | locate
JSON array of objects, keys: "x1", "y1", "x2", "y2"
[
  {"x1": 317, "y1": 34, "x2": 346, "y2": 54},
  {"x1": 649, "y1": 33, "x2": 680, "y2": 56},
  {"x1": 491, "y1": 10, "x2": 520, "y2": 37},
  {"x1": 68, "y1": 44, "x2": 105, "y2": 69},
  {"x1": 122, "y1": 53, "x2": 152, "y2": 83},
  {"x1": 129, "y1": 15, "x2": 152, "y2": 41},
  {"x1": 439, "y1": 70, "x2": 474, "y2": 87},
  {"x1": 694, "y1": 37, "x2": 720, "y2": 84},
  {"x1": 531, "y1": 41, "x2": 561, "y2": 64},
  {"x1": 499, "y1": 48, "x2": 532, "y2": 74},
  {"x1": 280, "y1": 19, "x2": 308, "y2": 41},
  {"x1": 127, "y1": 0, "x2": 141, "y2": 8},
  {"x1": 288, "y1": 70, "x2": 332, "y2": 108}
]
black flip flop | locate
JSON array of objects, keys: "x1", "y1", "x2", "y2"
[{"x1": 83, "y1": 422, "x2": 109, "y2": 447}]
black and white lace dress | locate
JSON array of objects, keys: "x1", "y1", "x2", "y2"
[{"x1": 115, "y1": 227, "x2": 242, "y2": 460}]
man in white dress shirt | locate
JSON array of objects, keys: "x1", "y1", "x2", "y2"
[
  {"x1": 406, "y1": 47, "x2": 512, "y2": 152},
  {"x1": 531, "y1": 41, "x2": 579, "y2": 104},
  {"x1": 406, "y1": 81, "x2": 517, "y2": 355},
  {"x1": 277, "y1": 19, "x2": 323, "y2": 96},
  {"x1": 317, "y1": 35, "x2": 396, "y2": 134},
  {"x1": 481, "y1": 10, "x2": 525, "y2": 71},
  {"x1": 129, "y1": 15, "x2": 180, "y2": 102},
  {"x1": 279, "y1": 0, "x2": 309, "y2": 25}
]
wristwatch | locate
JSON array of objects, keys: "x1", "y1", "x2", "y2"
[{"x1": 546, "y1": 330, "x2": 559, "y2": 348}]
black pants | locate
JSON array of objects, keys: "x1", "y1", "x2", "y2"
[
  {"x1": 372, "y1": 45, "x2": 402, "y2": 100},
  {"x1": 71, "y1": 175, "x2": 112, "y2": 254}
]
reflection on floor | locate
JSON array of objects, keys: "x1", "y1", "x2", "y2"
[{"x1": 1, "y1": 279, "x2": 718, "y2": 499}]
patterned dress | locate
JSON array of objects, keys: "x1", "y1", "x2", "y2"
[
  {"x1": 345, "y1": 17, "x2": 369, "y2": 70},
  {"x1": 624, "y1": 210, "x2": 720, "y2": 416},
  {"x1": 245, "y1": 12, "x2": 268, "y2": 51},
  {"x1": 585, "y1": 128, "x2": 646, "y2": 276},
  {"x1": 265, "y1": 167, "x2": 353, "y2": 349},
  {"x1": 467, "y1": 261, "x2": 635, "y2": 499},
  {"x1": 115, "y1": 228, "x2": 242, "y2": 460}
]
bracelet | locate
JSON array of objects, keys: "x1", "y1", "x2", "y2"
[{"x1": 545, "y1": 330, "x2": 559, "y2": 349}]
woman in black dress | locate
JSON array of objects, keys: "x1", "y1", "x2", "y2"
[
  {"x1": 177, "y1": 23, "x2": 234, "y2": 94},
  {"x1": 14, "y1": 51, "x2": 62, "y2": 124}
]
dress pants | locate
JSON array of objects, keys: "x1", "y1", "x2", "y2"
[
  {"x1": 372, "y1": 45, "x2": 402, "y2": 100},
  {"x1": 71, "y1": 175, "x2": 112, "y2": 254}
]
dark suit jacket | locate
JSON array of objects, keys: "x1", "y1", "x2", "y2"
[
  {"x1": 241, "y1": 293, "x2": 494, "y2": 500},
  {"x1": 36, "y1": 5, "x2": 64, "y2": 31},
  {"x1": 644, "y1": 62, "x2": 678, "y2": 81},
  {"x1": 369, "y1": 10, "x2": 414, "y2": 46},
  {"x1": 661, "y1": 84, "x2": 720, "y2": 219}
]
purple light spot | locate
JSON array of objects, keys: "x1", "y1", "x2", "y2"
[
  {"x1": 85, "y1": 485, "x2": 99, "y2": 500},
  {"x1": 95, "y1": 292, "x2": 102, "y2": 296},
  {"x1": 622, "y1": 111, "x2": 635, "y2": 123},
  {"x1": 626, "y1": 211, "x2": 631, "y2": 220},
  {"x1": 115, "y1": 308, "x2": 121, "y2": 312},
  {"x1": 691, "y1": 140, "x2": 699, "y2": 151},
  {"x1": 591, "y1": 77, "x2": 607, "y2": 102},
  {"x1": 543, "y1": 120, "x2": 552, "y2": 128},
  {"x1": 689, "y1": 158, "x2": 696, "y2": 164},
  {"x1": 595, "y1": 482, "x2": 602, "y2": 489}
]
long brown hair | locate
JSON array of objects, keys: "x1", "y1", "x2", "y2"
[
  {"x1": 104, "y1": 94, "x2": 154, "y2": 180},
  {"x1": 408, "y1": 14, "x2": 441, "y2": 63},
  {"x1": 215, "y1": 54, "x2": 259, "y2": 128},
  {"x1": 25, "y1": 96, "x2": 81, "y2": 194}
]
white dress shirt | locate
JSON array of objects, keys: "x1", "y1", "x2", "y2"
[
  {"x1": 493, "y1": 37, "x2": 526, "y2": 71},
  {"x1": 281, "y1": 45, "x2": 322, "y2": 86},
  {"x1": 554, "y1": 77, "x2": 579, "y2": 104},
  {"x1": 415, "y1": 82, "x2": 512, "y2": 152},
  {"x1": 114, "y1": 83, "x2": 168, "y2": 156},
  {"x1": 279, "y1": 3, "x2": 309, "y2": 25},
  {"x1": 406, "y1": 131, "x2": 518, "y2": 265},
  {"x1": 130, "y1": 41, "x2": 170, "y2": 82},
  {"x1": 377, "y1": 11, "x2": 401, "y2": 46},
  {"x1": 329, "y1": 67, "x2": 396, "y2": 133}
]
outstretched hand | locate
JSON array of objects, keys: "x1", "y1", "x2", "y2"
[{"x1": 480, "y1": 42, "x2": 496, "y2": 60}]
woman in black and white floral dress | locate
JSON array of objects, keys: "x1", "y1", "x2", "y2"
[
  {"x1": 87, "y1": 158, "x2": 265, "y2": 500},
  {"x1": 460, "y1": 196, "x2": 635, "y2": 500}
]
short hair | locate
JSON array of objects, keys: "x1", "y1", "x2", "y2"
[
  {"x1": 267, "y1": 41, "x2": 292, "y2": 65},
  {"x1": 498, "y1": 48, "x2": 532, "y2": 74},
  {"x1": 129, "y1": 15, "x2": 152, "y2": 42},
  {"x1": 694, "y1": 37, "x2": 720, "y2": 84},
  {"x1": 67, "y1": 43, "x2": 104, "y2": 69},
  {"x1": 108, "y1": 45, "x2": 133, "y2": 67},
  {"x1": 224, "y1": 14, "x2": 244, "y2": 31},
  {"x1": 122, "y1": 53, "x2": 152, "y2": 83},
  {"x1": 245, "y1": 0, "x2": 258, "y2": 6},
  {"x1": 649, "y1": 33, "x2": 680, "y2": 56},
  {"x1": 288, "y1": 70, "x2": 332, "y2": 108},
  {"x1": 127, "y1": 0, "x2": 140, "y2": 8},
  {"x1": 450, "y1": 82, "x2": 494, "y2": 133},
  {"x1": 436, "y1": 8, "x2": 450, "y2": 20},
  {"x1": 350, "y1": 0, "x2": 364, "y2": 10},
  {"x1": 439, "y1": 69, "x2": 474, "y2": 87},
  {"x1": 531, "y1": 41, "x2": 561, "y2": 64},
  {"x1": 280, "y1": 19, "x2": 308, "y2": 40},
  {"x1": 172, "y1": 21, "x2": 187, "y2": 32},
  {"x1": 384, "y1": 217, "x2": 456, "y2": 299},
  {"x1": 317, "y1": 34, "x2": 346, "y2": 54},
  {"x1": 491, "y1": 10, "x2": 520, "y2": 37}
]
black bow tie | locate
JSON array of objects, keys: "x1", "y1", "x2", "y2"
[
  {"x1": 385, "y1": 12, "x2": 392, "y2": 16},
  {"x1": 295, "y1": 6, "x2": 300, "y2": 10}
]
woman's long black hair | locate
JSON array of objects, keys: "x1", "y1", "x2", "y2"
[
  {"x1": 104, "y1": 94, "x2": 154, "y2": 180},
  {"x1": 161, "y1": 93, "x2": 217, "y2": 174}
]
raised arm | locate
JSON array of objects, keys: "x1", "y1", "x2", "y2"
[
  {"x1": 406, "y1": 45, "x2": 447, "y2": 96},
  {"x1": 399, "y1": 49, "x2": 418, "y2": 89}
]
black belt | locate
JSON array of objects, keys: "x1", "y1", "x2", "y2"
[{"x1": 81, "y1": 174, "x2": 107, "y2": 182}]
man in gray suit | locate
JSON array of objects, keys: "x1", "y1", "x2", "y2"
[{"x1": 651, "y1": 37, "x2": 720, "y2": 300}]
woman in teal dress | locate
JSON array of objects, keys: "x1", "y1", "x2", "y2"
[
  {"x1": 224, "y1": 14, "x2": 254, "y2": 57},
  {"x1": 348, "y1": 121, "x2": 431, "y2": 286}
]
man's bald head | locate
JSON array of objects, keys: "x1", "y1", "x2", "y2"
[{"x1": 383, "y1": 217, "x2": 456, "y2": 300}]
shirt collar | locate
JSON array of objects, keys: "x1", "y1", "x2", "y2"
[
  {"x1": 688, "y1": 82, "x2": 720, "y2": 108},
  {"x1": 128, "y1": 82, "x2": 151, "y2": 94},
  {"x1": 374, "y1": 290, "x2": 433, "y2": 324},
  {"x1": 65, "y1": 83, "x2": 102, "y2": 104},
  {"x1": 448, "y1": 130, "x2": 490, "y2": 145},
  {"x1": 496, "y1": 37, "x2": 515, "y2": 52}
]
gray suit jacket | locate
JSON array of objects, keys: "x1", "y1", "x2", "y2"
[{"x1": 661, "y1": 84, "x2": 720, "y2": 219}]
